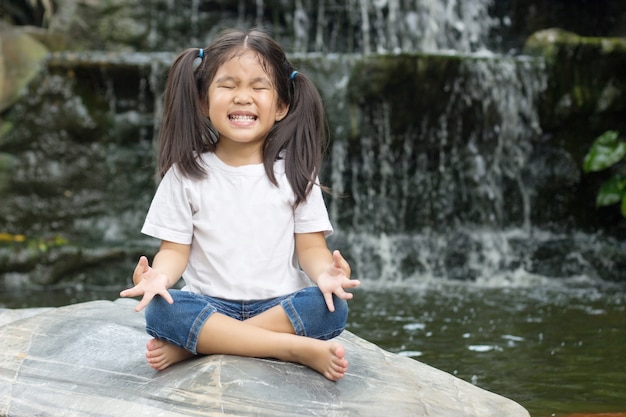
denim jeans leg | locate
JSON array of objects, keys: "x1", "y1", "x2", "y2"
[
  {"x1": 144, "y1": 290, "x2": 217, "y2": 355},
  {"x1": 280, "y1": 287, "x2": 348, "y2": 340}
]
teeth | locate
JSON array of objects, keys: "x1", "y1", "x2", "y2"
[{"x1": 229, "y1": 114, "x2": 256, "y2": 121}]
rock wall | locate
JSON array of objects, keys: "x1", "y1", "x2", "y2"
[
  {"x1": 3, "y1": 0, "x2": 625, "y2": 54},
  {"x1": 1, "y1": 1, "x2": 625, "y2": 287},
  {"x1": 0, "y1": 29, "x2": 48, "y2": 112}
]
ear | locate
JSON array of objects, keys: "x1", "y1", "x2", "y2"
[{"x1": 275, "y1": 101, "x2": 289, "y2": 122}]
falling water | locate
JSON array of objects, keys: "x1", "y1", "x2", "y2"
[
  {"x1": 322, "y1": 53, "x2": 562, "y2": 284},
  {"x1": 130, "y1": 0, "x2": 500, "y2": 54}
]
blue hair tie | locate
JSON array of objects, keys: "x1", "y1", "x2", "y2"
[
  {"x1": 290, "y1": 70, "x2": 298, "y2": 80},
  {"x1": 193, "y1": 48, "x2": 204, "y2": 71}
]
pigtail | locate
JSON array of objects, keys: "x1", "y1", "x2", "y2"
[
  {"x1": 156, "y1": 29, "x2": 328, "y2": 205},
  {"x1": 264, "y1": 71, "x2": 327, "y2": 207},
  {"x1": 157, "y1": 48, "x2": 216, "y2": 178}
]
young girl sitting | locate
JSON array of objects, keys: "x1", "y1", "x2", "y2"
[{"x1": 120, "y1": 29, "x2": 360, "y2": 381}]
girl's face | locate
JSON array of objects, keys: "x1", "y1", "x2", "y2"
[{"x1": 207, "y1": 51, "x2": 288, "y2": 157}]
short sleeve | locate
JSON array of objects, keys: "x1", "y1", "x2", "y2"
[
  {"x1": 294, "y1": 182, "x2": 333, "y2": 236},
  {"x1": 141, "y1": 167, "x2": 194, "y2": 244}
]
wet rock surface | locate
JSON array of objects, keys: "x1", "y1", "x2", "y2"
[{"x1": 0, "y1": 299, "x2": 530, "y2": 417}]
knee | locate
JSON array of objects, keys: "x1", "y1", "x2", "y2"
[
  {"x1": 283, "y1": 288, "x2": 349, "y2": 340},
  {"x1": 332, "y1": 296, "x2": 349, "y2": 326},
  {"x1": 144, "y1": 294, "x2": 173, "y2": 329},
  {"x1": 317, "y1": 296, "x2": 348, "y2": 340}
]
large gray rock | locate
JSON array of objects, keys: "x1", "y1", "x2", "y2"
[{"x1": 0, "y1": 299, "x2": 529, "y2": 416}]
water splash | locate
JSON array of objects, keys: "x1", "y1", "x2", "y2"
[{"x1": 329, "y1": 56, "x2": 546, "y2": 232}]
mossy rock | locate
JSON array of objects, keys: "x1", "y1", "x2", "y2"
[
  {"x1": 523, "y1": 28, "x2": 626, "y2": 134},
  {"x1": 0, "y1": 29, "x2": 48, "y2": 112}
]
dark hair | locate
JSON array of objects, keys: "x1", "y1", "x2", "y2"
[{"x1": 157, "y1": 29, "x2": 327, "y2": 206}]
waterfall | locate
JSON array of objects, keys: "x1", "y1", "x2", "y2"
[
  {"x1": 124, "y1": 0, "x2": 500, "y2": 54},
  {"x1": 327, "y1": 57, "x2": 546, "y2": 230},
  {"x1": 1, "y1": 1, "x2": 624, "y2": 288},
  {"x1": 323, "y1": 54, "x2": 555, "y2": 283}
]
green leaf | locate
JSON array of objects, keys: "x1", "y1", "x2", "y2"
[
  {"x1": 622, "y1": 194, "x2": 626, "y2": 218},
  {"x1": 594, "y1": 130, "x2": 620, "y2": 146},
  {"x1": 595, "y1": 175, "x2": 626, "y2": 207},
  {"x1": 583, "y1": 130, "x2": 626, "y2": 172}
]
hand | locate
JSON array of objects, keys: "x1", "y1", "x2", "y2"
[
  {"x1": 120, "y1": 256, "x2": 174, "y2": 312},
  {"x1": 316, "y1": 250, "x2": 361, "y2": 312}
]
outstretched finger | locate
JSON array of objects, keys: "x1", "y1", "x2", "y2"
[
  {"x1": 134, "y1": 292, "x2": 155, "y2": 312},
  {"x1": 120, "y1": 285, "x2": 141, "y2": 298},
  {"x1": 135, "y1": 255, "x2": 150, "y2": 277},
  {"x1": 332, "y1": 250, "x2": 351, "y2": 278},
  {"x1": 336, "y1": 288, "x2": 354, "y2": 301},
  {"x1": 334, "y1": 284, "x2": 357, "y2": 300},
  {"x1": 159, "y1": 289, "x2": 174, "y2": 305},
  {"x1": 343, "y1": 278, "x2": 361, "y2": 289},
  {"x1": 323, "y1": 292, "x2": 336, "y2": 312}
]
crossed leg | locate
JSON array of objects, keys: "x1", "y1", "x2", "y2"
[{"x1": 145, "y1": 305, "x2": 348, "y2": 381}]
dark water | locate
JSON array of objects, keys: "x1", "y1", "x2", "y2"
[
  {"x1": 1, "y1": 277, "x2": 624, "y2": 417},
  {"x1": 349, "y1": 280, "x2": 626, "y2": 417}
]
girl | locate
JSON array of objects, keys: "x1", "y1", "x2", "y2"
[{"x1": 120, "y1": 29, "x2": 360, "y2": 382}]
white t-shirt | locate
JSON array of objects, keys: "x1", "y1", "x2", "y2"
[{"x1": 141, "y1": 152, "x2": 333, "y2": 300}]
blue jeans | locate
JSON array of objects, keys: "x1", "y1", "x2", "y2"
[{"x1": 144, "y1": 287, "x2": 348, "y2": 355}]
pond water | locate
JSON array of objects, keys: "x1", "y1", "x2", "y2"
[
  {"x1": 1, "y1": 276, "x2": 624, "y2": 417},
  {"x1": 348, "y1": 279, "x2": 626, "y2": 417}
]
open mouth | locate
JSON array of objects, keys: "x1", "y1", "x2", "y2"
[{"x1": 229, "y1": 114, "x2": 257, "y2": 122}]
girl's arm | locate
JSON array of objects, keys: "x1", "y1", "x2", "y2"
[
  {"x1": 120, "y1": 240, "x2": 190, "y2": 312},
  {"x1": 295, "y1": 232, "x2": 361, "y2": 312}
]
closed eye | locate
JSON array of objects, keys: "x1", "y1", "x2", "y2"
[{"x1": 251, "y1": 78, "x2": 272, "y2": 91}]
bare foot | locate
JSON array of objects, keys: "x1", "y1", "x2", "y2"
[
  {"x1": 145, "y1": 338, "x2": 195, "y2": 371},
  {"x1": 292, "y1": 340, "x2": 348, "y2": 381}
]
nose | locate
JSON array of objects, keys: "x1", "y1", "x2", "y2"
[{"x1": 234, "y1": 90, "x2": 251, "y2": 104}]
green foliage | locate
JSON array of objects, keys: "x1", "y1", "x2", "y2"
[
  {"x1": 0, "y1": 232, "x2": 69, "y2": 252},
  {"x1": 583, "y1": 130, "x2": 626, "y2": 217}
]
